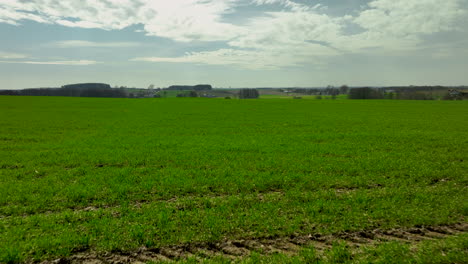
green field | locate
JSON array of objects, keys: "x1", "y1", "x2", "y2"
[{"x1": 0, "y1": 96, "x2": 467, "y2": 263}]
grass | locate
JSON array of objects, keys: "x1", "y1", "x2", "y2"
[{"x1": 0, "y1": 96, "x2": 467, "y2": 263}]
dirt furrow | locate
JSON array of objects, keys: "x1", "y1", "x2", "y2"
[{"x1": 40, "y1": 222, "x2": 467, "y2": 264}]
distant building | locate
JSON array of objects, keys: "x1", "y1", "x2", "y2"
[{"x1": 448, "y1": 89, "x2": 468, "y2": 99}]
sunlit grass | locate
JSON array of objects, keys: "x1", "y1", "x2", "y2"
[{"x1": 0, "y1": 96, "x2": 467, "y2": 262}]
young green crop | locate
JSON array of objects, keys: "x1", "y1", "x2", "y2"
[{"x1": 0, "y1": 96, "x2": 467, "y2": 263}]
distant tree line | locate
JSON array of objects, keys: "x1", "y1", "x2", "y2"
[
  {"x1": 62, "y1": 83, "x2": 111, "y2": 90},
  {"x1": 348, "y1": 87, "x2": 384, "y2": 99},
  {"x1": 2, "y1": 84, "x2": 465, "y2": 100},
  {"x1": 347, "y1": 86, "x2": 467, "y2": 100},
  {"x1": 283, "y1": 85, "x2": 466, "y2": 100},
  {"x1": 383, "y1": 86, "x2": 446, "y2": 93},
  {"x1": 0, "y1": 83, "x2": 127, "y2": 98},
  {"x1": 285, "y1": 85, "x2": 348, "y2": 95},
  {"x1": 166, "y1": 84, "x2": 212, "y2": 91},
  {"x1": 176, "y1": 91, "x2": 199, "y2": 97},
  {"x1": 239, "y1": 89, "x2": 259, "y2": 99}
]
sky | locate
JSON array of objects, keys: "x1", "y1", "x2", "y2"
[{"x1": 1, "y1": 0, "x2": 468, "y2": 89}]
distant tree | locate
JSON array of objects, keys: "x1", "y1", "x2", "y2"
[
  {"x1": 188, "y1": 91, "x2": 198, "y2": 97},
  {"x1": 348, "y1": 87, "x2": 384, "y2": 99},
  {"x1": 339, "y1": 85, "x2": 349, "y2": 94},
  {"x1": 323, "y1": 86, "x2": 339, "y2": 96},
  {"x1": 148, "y1": 84, "x2": 155, "y2": 89},
  {"x1": 0, "y1": 90, "x2": 19, "y2": 95},
  {"x1": 385, "y1": 92, "x2": 395, "y2": 99},
  {"x1": 239, "y1": 89, "x2": 259, "y2": 99},
  {"x1": 175, "y1": 91, "x2": 199, "y2": 97},
  {"x1": 193, "y1": 84, "x2": 212, "y2": 91}
]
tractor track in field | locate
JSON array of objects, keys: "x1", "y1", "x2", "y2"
[
  {"x1": 0, "y1": 190, "x2": 286, "y2": 220},
  {"x1": 39, "y1": 222, "x2": 468, "y2": 264},
  {"x1": 1, "y1": 184, "x2": 387, "y2": 219}
]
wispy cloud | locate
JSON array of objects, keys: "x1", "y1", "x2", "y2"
[
  {"x1": 251, "y1": 0, "x2": 312, "y2": 11},
  {"x1": 132, "y1": 49, "x2": 295, "y2": 70},
  {"x1": 0, "y1": 51, "x2": 28, "y2": 59},
  {"x1": 0, "y1": 60, "x2": 99, "y2": 65},
  {"x1": 132, "y1": 42, "x2": 339, "y2": 70},
  {"x1": 53, "y1": 40, "x2": 141, "y2": 48}
]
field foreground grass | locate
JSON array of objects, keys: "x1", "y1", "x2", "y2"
[{"x1": 0, "y1": 96, "x2": 467, "y2": 263}]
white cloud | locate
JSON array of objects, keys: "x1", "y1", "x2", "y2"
[
  {"x1": 354, "y1": 0, "x2": 467, "y2": 36},
  {"x1": 0, "y1": 0, "x2": 241, "y2": 41},
  {"x1": 139, "y1": 1, "x2": 242, "y2": 42},
  {"x1": 0, "y1": 60, "x2": 99, "y2": 65},
  {"x1": 131, "y1": 0, "x2": 468, "y2": 69},
  {"x1": 0, "y1": 3, "x2": 50, "y2": 25},
  {"x1": 327, "y1": 0, "x2": 468, "y2": 54},
  {"x1": 0, "y1": 0, "x2": 143, "y2": 28},
  {"x1": 53, "y1": 40, "x2": 141, "y2": 48},
  {"x1": 229, "y1": 11, "x2": 344, "y2": 50},
  {"x1": 1, "y1": 0, "x2": 467, "y2": 69}
]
